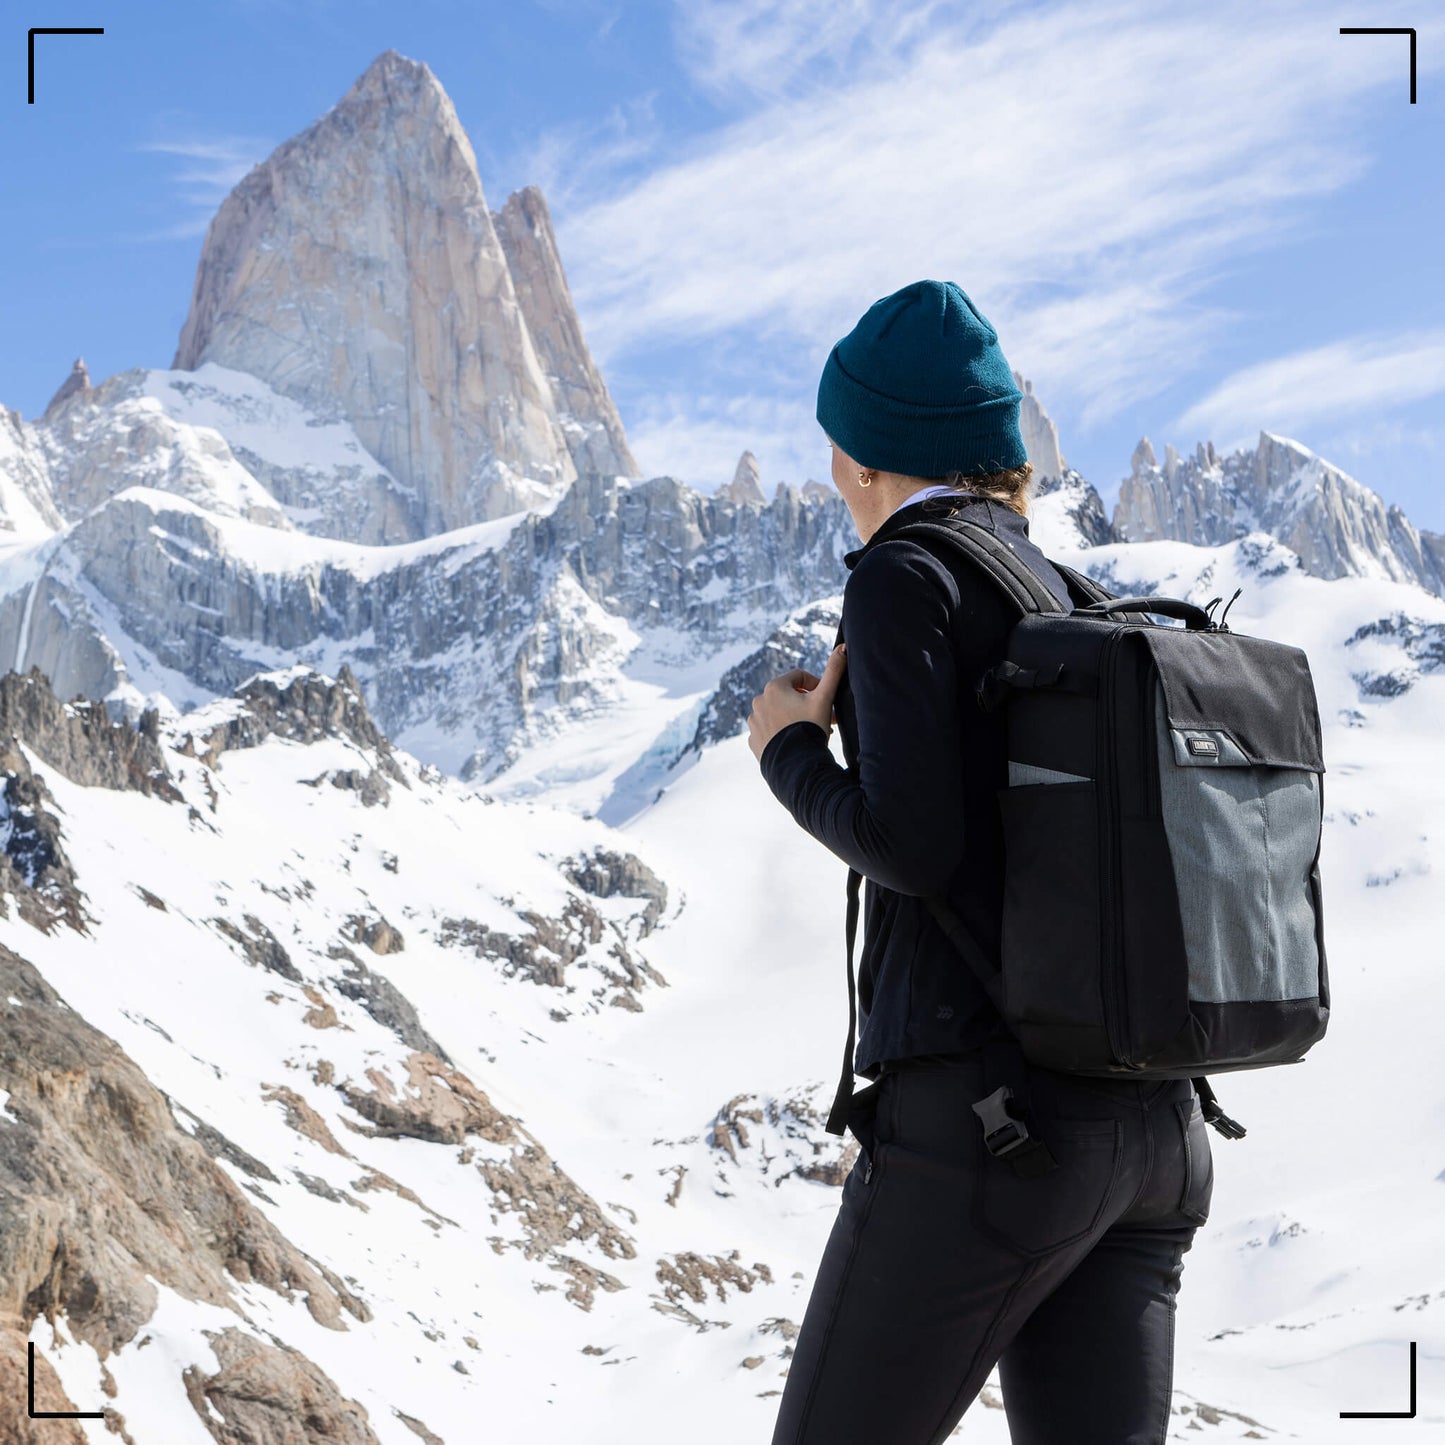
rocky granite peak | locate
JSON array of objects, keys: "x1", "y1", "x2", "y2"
[
  {"x1": 171, "y1": 49, "x2": 580, "y2": 536},
  {"x1": 717, "y1": 450, "x2": 766, "y2": 506},
  {"x1": 42, "y1": 357, "x2": 91, "y2": 419},
  {"x1": 1012, "y1": 371, "x2": 1066, "y2": 482},
  {"x1": 492, "y1": 184, "x2": 639, "y2": 483}
]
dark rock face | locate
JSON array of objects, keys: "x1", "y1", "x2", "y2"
[
  {"x1": 331, "y1": 954, "x2": 450, "y2": 1062},
  {"x1": 0, "y1": 667, "x2": 180, "y2": 800},
  {"x1": 0, "y1": 740, "x2": 91, "y2": 936},
  {"x1": 687, "y1": 601, "x2": 843, "y2": 757},
  {"x1": 1345, "y1": 611, "x2": 1445, "y2": 699},
  {"x1": 1034, "y1": 467, "x2": 1116, "y2": 547},
  {"x1": 0, "y1": 665, "x2": 193, "y2": 936},
  {"x1": 560, "y1": 847, "x2": 669, "y2": 936},
  {"x1": 211, "y1": 914, "x2": 304, "y2": 982}
]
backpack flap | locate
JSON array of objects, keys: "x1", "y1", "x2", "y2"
[{"x1": 1126, "y1": 626, "x2": 1329, "y2": 1071}]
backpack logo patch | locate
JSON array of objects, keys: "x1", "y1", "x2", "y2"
[{"x1": 1186, "y1": 736, "x2": 1220, "y2": 759}]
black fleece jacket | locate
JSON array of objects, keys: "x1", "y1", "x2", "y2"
[{"x1": 758, "y1": 492, "x2": 1072, "y2": 1078}]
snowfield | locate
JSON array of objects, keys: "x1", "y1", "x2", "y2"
[{"x1": 4, "y1": 513, "x2": 1443, "y2": 1442}]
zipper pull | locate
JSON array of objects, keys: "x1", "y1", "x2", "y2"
[{"x1": 864, "y1": 1157, "x2": 874, "y2": 1184}]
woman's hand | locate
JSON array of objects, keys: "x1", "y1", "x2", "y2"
[{"x1": 748, "y1": 644, "x2": 847, "y2": 762}]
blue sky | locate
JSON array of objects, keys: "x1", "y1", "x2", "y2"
[{"x1": 5, "y1": 0, "x2": 1444, "y2": 529}]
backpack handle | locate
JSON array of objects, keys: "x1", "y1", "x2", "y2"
[{"x1": 1074, "y1": 596, "x2": 1214, "y2": 630}]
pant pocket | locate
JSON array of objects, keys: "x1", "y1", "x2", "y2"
[
  {"x1": 972, "y1": 1114, "x2": 1123, "y2": 1259},
  {"x1": 845, "y1": 1077, "x2": 888, "y2": 1176},
  {"x1": 1174, "y1": 1094, "x2": 1214, "y2": 1225}
]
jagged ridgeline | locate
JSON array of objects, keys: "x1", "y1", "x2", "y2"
[{"x1": 3, "y1": 41, "x2": 1444, "y2": 1445}]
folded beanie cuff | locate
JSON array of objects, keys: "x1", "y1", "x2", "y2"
[{"x1": 817, "y1": 345, "x2": 1028, "y2": 478}]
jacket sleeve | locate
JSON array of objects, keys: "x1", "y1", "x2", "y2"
[{"x1": 757, "y1": 540, "x2": 969, "y2": 896}]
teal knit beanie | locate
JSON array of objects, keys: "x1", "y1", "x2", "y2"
[{"x1": 816, "y1": 279, "x2": 1027, "y2": 478}]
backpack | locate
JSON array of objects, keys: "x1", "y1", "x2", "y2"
[{"x1": 823, "y1": 512, "x2": 1330, "y2": 1144}]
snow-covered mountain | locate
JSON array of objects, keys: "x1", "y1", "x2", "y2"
[
  {"x1": 3, "y1": 42, "x2": 1444, "y2": 1445},
  {"x1": 1114, "y1": 431, "x2": 1445, "y2": 598}
]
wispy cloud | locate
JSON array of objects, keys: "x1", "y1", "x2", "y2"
[
  {"x1": 128, "y1": 136, "x2": 270, "y2": 242},
  {"x1": 503, "y1": 93, "x2": 663, "y2": 214},
  {"x1": 1170, "y1": 331, "x2": 1445, "y2": 457},
  {"x1": 552, "y1": 0, "x2": 1441, "y2": 489},
  {"x1": 625, "y1": 387, "x2": 831, "y2": 492},
  {"x1": 671, "y1": 0, "x2": 963, "y2": 105}
]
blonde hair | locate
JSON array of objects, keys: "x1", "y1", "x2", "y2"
[{"x1": 928, "y1": 460, "x2": 1035, "y2": 517}]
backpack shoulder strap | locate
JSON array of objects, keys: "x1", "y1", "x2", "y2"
[
  {"x1": 887, "y1": 517, "x2": 1069, "y2": 617},
  {"x1": 1050, "y1": 560, "x2": 1114, "y2": 608}
]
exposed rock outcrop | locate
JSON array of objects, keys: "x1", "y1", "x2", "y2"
[
  {"x1": 685, "y1": 599, "x2": 843, "y2": 757},
  {"x1": 339, "y1": 1052, "x2": 515, "y2": 1146},
  {"x1": 180, "y1": 665, "x2": 407, "y2": 785},
  {"x1": 654, "y1": 1250, "x2": 771, "y2": 1315},
  {"x1": 704, "y1": 1085, "x2": 860, "y2": 1189},
  {"x1": 437, "y1": 884, "x2": 667, "y2": 1010},
  {"x1": 0, "y1": 667, "x2": 178, "y2": 799},
  {"x1": 560, "y1": 846, "x2": 669, "y2": 936},
  {"x1": 478, "y1": 1140, "x2": 636, "y2": 1271},
  {"x1": 183, "y1": 1327, "x2": 380, "y2": 1445},
  {"x1": 0, "y1": 942, "x2": 368, "y2": 1368},
  {"x1": 213, "y1": 913, "x2": 303, "y2": 982},
  {"x1": 1031, "y1": 467, "x2": 1116, "y2": 549},
  {"x1": 0, "y1": 666, "x2": 190, "y2": 936},
  {"x1": 1344, "y1": 611, "x2": 1445, "y2": 699},
  {"x1": 0, "y1": 734, "x2": 92, "y2": 936}
]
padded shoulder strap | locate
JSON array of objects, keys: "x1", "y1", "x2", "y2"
[
  {"x1": 888, "y1": 517, "x2": 1069, "y2": 617},
  {"x1": 1050, "y1": 560, "x2": 1114, "y2": 608}
]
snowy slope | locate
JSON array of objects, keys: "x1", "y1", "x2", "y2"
[{"x1": 4, "y1": 517, "x2": 1442, "y2": 1442}]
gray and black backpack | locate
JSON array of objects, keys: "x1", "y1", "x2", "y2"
[{"x1": 824, "y1": 512, "x2": 1330, "y2": 1143}]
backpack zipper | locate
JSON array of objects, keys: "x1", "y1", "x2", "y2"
[
  {"x1": 1098, "y1": 628, "x2": 1134, "y2": 1068},
  {"x1": 1143, "y1": 668, "x2": 1162, "y2": 819}
]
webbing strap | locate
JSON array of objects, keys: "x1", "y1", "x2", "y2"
[
  {"x1": 922, "y1": 895, "x2": 1005, "y2": 1015},
  {"x1": 888, "y1": 517, "x2": 1069, "y2": 617},
  {"x1": 824, "y1": 866, "x2": 864, "y2": 1137}
]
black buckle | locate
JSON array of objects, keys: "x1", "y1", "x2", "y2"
[{"x1": 971, "y1": 1085, "x2": 1031, "y2": 1158}]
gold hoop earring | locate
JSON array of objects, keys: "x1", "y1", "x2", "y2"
[{"x1": 857, "y1": 469, "x2": 873, "y2": 488}]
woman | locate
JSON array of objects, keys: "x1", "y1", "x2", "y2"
[{"x1": 748, "y1": 279, "x2": 1212, "y2": 1445}]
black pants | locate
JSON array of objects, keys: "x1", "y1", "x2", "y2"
[{"x1": 771, "y1": 1036, "x2": 1214, "y2": 1444}]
